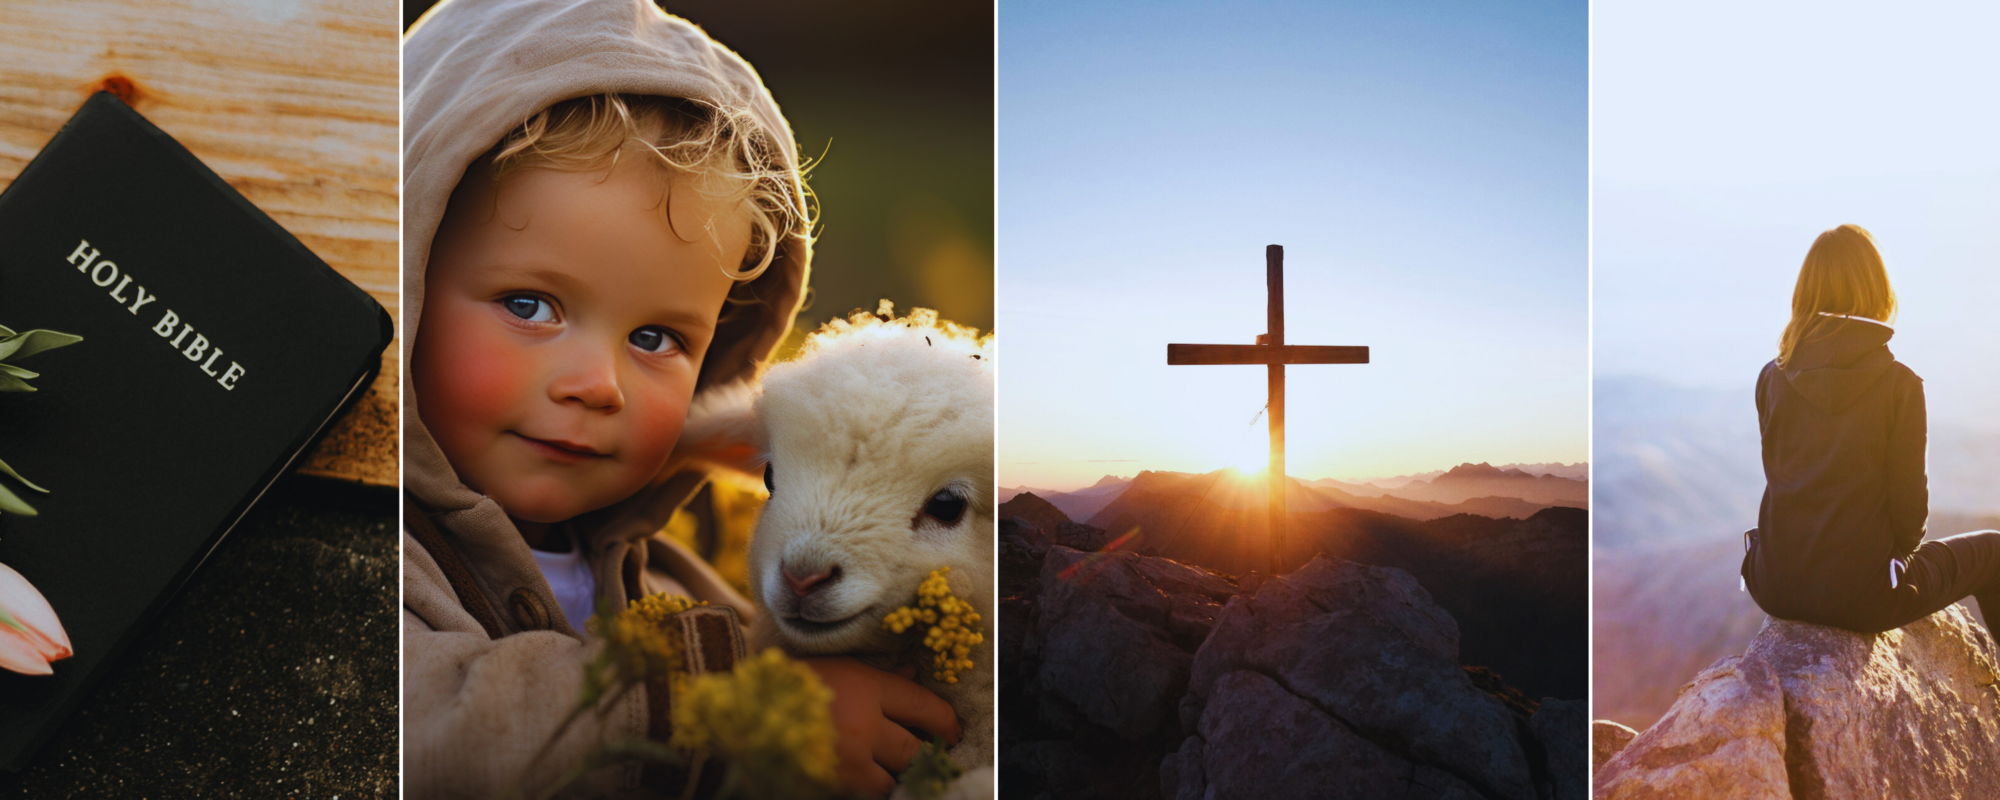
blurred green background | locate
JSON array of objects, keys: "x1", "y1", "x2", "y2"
[{"x1": 404, "y1": 0, "x2": 995, "y2": 339}]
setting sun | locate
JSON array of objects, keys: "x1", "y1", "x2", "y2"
[{"x1": 1221, "y1": 431, "x2": 1270, "y2": 476}]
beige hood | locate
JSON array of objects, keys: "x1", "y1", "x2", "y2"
[{"x1": 403, "y1": 0, "x2": 807, "y2": 627}]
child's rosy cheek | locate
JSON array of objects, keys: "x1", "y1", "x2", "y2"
[
  {"x1": 626, "y1": 391, "x2": 692, "y2": 465},
  {"x1": 433, "y1": 322, "x2": 537, "y2": 427}
]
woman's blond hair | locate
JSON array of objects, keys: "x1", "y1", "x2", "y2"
[
  {"x1": 1778, "y1": 224, "x2": 1897, "y2": 366},
  {"x1": 489, "y1": 93, "x2": 812, "y2": 282}
]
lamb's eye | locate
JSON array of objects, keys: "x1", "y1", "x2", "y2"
[
  {"x1": 501, "y1": 294, "x2": 554, "y2": 322},
  {"x1": 763, "y1": 463, "x2": 775, "y2": 494},
  {"x1": 922, "y1": 489, "x2": 967, "y2": 525}
]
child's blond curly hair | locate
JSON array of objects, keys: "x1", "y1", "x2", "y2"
[{"x1": 489, "y1": 93, "x2": 812, "y2": 282}]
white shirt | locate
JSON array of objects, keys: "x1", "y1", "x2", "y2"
[{"x1": 530, "y1": 544, "x2": 597, "y2": 633}]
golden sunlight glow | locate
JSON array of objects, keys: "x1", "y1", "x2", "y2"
[{"x1": 1222, "y1": 433, "x2": 1269, "y2": 476}]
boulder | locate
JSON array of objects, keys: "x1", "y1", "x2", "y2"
[
  {"x1": 999, "y1": 516, "x2": 1053, "y2": 570},
  {"x1": 1054, "y1": 521, "x2": 1112, "y2": 552},
  {"x1": 1591, "y1": 720, "x2": 1637, "y2": 772},
  {"x1": 1028, "y1": 547, "x2": 1234, "y2": 740},
  {"x1": 997, "y1": 740, "x2": 1094, "y2": 797},
  {"x1": 1166, "y1": 556, "x2": 1540, "y2": 800},
  {"x1": 1531, "y1": 699, "x2": 1588, "y2": 800},
  {"x1": 1161, "y1": 670, "x2": 1484, "y2": 800},
  {"x1": 1596, "y1": 605, "x2": 2000, "y2": 799}
]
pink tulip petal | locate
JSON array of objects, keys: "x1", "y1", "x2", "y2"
[
  {"x1": 0, "y1": 627, "x2": 54, "y2": 675},
  {"x1": 21, "y1": 624, "x2": 70, "y2": 661},
  {"x1": 0, "y1": 562, "x2": 69, "y2": 655}
]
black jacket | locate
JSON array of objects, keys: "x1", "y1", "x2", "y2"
[{"x1": 1744, "y1": 315, "x2": 1927, "y2": 629}]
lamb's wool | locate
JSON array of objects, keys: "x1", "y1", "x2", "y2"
[{"x1": 744, "y1": 304, "x2": 996, "y2": 790}]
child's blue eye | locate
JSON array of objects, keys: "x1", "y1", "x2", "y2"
[
  {"x1": 502, "y1": 295, "x2": 554, "y2": 322},
  {"x1": 629, "y1": 326, "x2": 680, "y2": 354}
]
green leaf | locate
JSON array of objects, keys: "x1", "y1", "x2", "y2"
[
  {"x1": 0, "y1": 329, "x2": 82, "y2": 361},
  {"x1": 0, "y1": 480, "x2": 39, "y2": 516},
  {"x1": 0, "y1": 456, "x2": 48, "y2": 493},
  {"x1": 0, "y1": 325, "x2": 14, "y2": 337},
  {"x1": 0, "y1": 372, "x2": 32, "y2": 392},
  {"x1": 0, "y1": 363, "x2": 40, "y2": 380}
]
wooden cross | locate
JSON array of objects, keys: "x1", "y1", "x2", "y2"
[{"x1": 1167, "y1": 245, "x2": 1369, "y2": 575}]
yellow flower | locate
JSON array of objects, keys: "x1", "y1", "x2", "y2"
[
  {"x1": 670, "y1": 648, "x2": 840, "y2": 797},
  {"x1": 627, "y1": 592, "x2": 706, "y2": 622},
  {"x1": 882, "y1": 567, "x2": 984, "y2": 684},
  {"x1": 589, "y1": 593, "x2": 704, "y2": 683}
]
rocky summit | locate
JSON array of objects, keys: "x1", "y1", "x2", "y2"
[
  {"x1": 998, "y1": 517, "x2": 1585, "y2": 800},
  {"x1": 1595, "y1": 605, "x2": 2000, "y2": 799},
  {"x1": 1164, "y1": 556, "x2": 1574, "y2": 800}
]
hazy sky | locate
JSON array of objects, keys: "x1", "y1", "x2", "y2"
[
  {"x1": 1594, "y1": 1, "x2": 2000, "y2": 429},
  {"x1": 998, "y1": 0, "x2": 1588, "y2": 491}
]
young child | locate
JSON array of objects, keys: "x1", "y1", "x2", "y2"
[
  {"x1": 401, "y1": 1, "x2": 956, "y2": 797},
  {"x1": 1742, "y1": 224, "x2": 2000, "y2": 634}
]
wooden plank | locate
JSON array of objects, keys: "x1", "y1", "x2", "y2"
[
  {"x1": 1266, "y1": 245, "x2": 1285, "y2": 575},
  {"x1": 0, "y1": 0, "x2": 400, "y2": 486},
  {"x1": 1267, "y1": 244, "x2": 1284, "y2": 346},
  {"x1": 1167, "y1": 344, "x2": 1369, "y2": 365}
]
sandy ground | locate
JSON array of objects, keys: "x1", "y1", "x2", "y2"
[{"x1": 0, "y1": 477, "x2": 397, "y2": 797}]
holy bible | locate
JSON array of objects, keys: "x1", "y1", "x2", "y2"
[{"x1": 0, "y1": 92, "x2": 392, "y2": 770}]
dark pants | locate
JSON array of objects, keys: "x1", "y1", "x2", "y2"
[{"x1": 1880, "y1": 530, "x2": 2000, "y2": 632}]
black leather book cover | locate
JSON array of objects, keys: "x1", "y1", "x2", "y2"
[{"x1": 0, "y1": 92, "x2": 393, "y2": 770}]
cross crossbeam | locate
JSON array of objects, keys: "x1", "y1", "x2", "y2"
[
  {"x1": 1166, "y1": 245, "x2": 1370, "y2": 575},
  {"x1": 1166, "y1": 344, "x2": 1369, "y2": 366}
]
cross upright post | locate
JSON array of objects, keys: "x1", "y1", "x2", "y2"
[
  {"x1": 1167, "y1": 245, "x2": 1369, "y2": 576},
  {"x1": 1265, "y1": 245, "x2": 1286, "y2": 579}
]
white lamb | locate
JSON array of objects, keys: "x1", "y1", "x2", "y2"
[{"x1": 710, "y1": 303, "x2": 995, "y2": 798}]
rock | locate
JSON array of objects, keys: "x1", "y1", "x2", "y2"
[
  {"x1": 1597, "y1": 605, "x2": 2000, "y2": 799},
  {"x1": 1028, "y1": 547, "x2": 1233, "y2": 740},
  {"x1": 1128, "y1": 552, "x2": 1237, "y2": 602},
  {"x1": 1130, "y1": 553, "x2": 1236, "y2": 651},
  {"x1": 1593, "y1": 653, "x2": 1798, "y2": 799},
  {"x1": 1591, "y1": 720, "x2": 1637, "y2": 772},
  {"x1": 1169, "y1": 555, "x2": 1540, "y2": 800},
  {"x1": 1465, "y1": 664, "x2": 1540, "y2": 718},
  {"x1": 1000, "y1": 516, "x2": 1053, "y2": 570},
  {"x1": 998, "y1": 740, "x2": 1094, "y2": 797},
  {"x1": 1053, "y1": 521, "x2": 1111, "y2": 552},
  {"x1": 1157, "y1": 736, "x2": 1202, "y2": 800},
  {"x1": 1172, "y1": 670, "x2": 1486, "y2": 799},
  {"x1": 1530, "y1": 699, "x2": 1587, "y2": 800}
]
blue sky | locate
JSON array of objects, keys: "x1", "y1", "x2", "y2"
[
  {"x1": 998, "y1": 0, "x2": 1588, "y2": 490},
  {"x1": 1593, "y1": 0, "x2": 2000, "y2": 430}
]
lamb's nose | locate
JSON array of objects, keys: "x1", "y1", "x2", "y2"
[{"x1": 783, "y1": 564, "x2": 837, "y2": 597}]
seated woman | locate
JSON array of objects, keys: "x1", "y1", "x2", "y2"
[{"x1": 1742, "y1": 223, "x2": 1997, "y2": 634}]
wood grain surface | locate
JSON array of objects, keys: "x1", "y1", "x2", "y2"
[{"x1": 0, "y1": 0, "x2": 400, "y2": 486}]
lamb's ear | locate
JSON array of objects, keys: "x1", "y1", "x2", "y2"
[{"x1": 671, "y1": 381, "x2": 766, "y2": 477}]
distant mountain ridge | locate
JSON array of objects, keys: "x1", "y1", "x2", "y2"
[
  {"x1": 1010, "y1": 459, "x2": 1589, "y2": 523},
  {"x1": 1074, "y1": 469, "x2": 1571, "y2": 526},
  {"x1": 1390, "y1": 462, "x2": 1589, "y2": 507},
  {"x1": 1350, "y1": 461, "x2": 1588, "y2": 487}
]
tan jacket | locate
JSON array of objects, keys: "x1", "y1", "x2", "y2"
[{"x1": 401, "y1": 1, "x2": 808, "y2": 796}]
